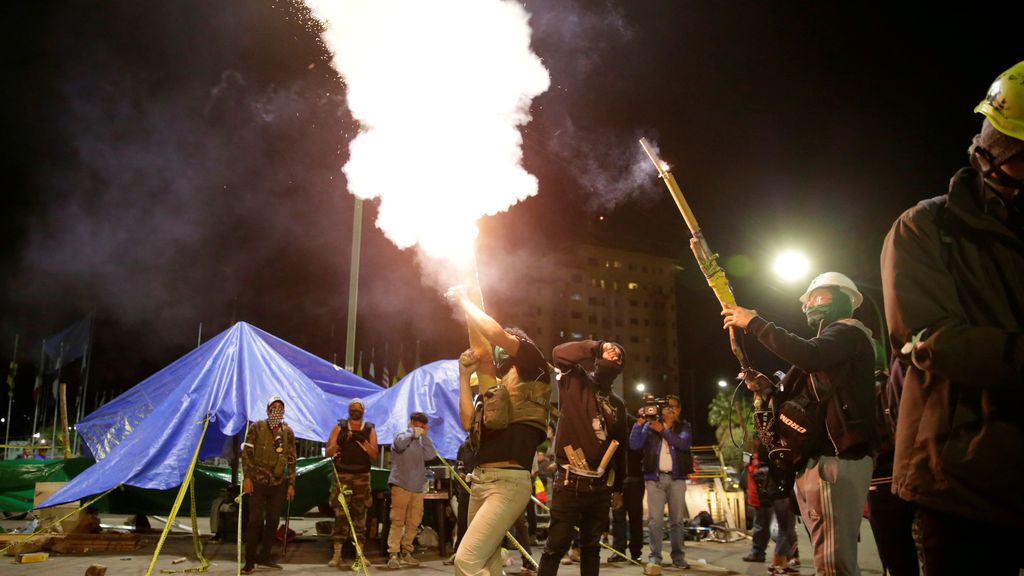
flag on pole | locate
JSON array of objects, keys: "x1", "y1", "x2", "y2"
[
  {"x1": 396, "y1": 357, "x2": 407, "y2": 382},
  {"x1": 355, "y1": 350, "x2": 364, "y2": 378},
  {"x1": 6, "y1": 360, "x2": 16, "y2": 399},
  {"x1": 368, "y1": 347, "x2": 376, "y2": 382},
  {"x1": 381, "y1": 363, "x2": 390, "y2": 387},
  {"x1": 42, "y1": 316, "x2": 91, "y2": 371}
]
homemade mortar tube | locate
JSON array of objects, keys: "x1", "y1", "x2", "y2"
[{"x1": 461, "y1": 257, "x2": 497, "y2": 393}]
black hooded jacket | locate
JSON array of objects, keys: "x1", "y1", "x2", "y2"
[{"x1": 551, "y1": 340, "x2": 627, "y2": 490}]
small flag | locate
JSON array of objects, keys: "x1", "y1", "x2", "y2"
[
  {"x1": 396, "y1": 357, "x2": 407, "y2": 382},
  {"x1": 6, "y1": 360, "x2": 16, "y2": 399},
  {"x1": 381, "y1": 363, "x2": 391, "y2": 387},
  {"x1": 368, "y1": 347, "x2": 376, "y2": 382},
  {"x1": 355, "y1": 351, "x2": 363, "y2": 378},
  {"x1": 534, "y1": 477, "x2": 547, "y2": 504}
]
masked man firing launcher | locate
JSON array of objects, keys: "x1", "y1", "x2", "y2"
[{"x1": 723, "y1": 272, "x2": 878, "y2": 576}]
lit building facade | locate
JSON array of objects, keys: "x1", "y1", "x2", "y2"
[{"x1": 494, "y1": 244, "x2": 681, "y2": 407}]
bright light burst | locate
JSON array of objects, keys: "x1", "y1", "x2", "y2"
[
  {"x1": 310, "y1": 0, "x2": 550, "y2": 265},
  {"x1": 772, "y1": 250, "x2": 811, "y2": 283}
]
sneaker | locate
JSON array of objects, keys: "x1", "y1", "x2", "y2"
[
  {"x1": 258, "y1": 561, "x2": 283, "y2": 570},
  {"x1": 568, "y1": 547, "x2": 581, "y2": 562},
  {"x1": 560, "y1": 555, "x2": 573, "y2": 565},
  {"x1": 743, "y1": 553, "x2": 766, "y2": 562},
  {"x1": 673, "y1": 561, "x2": 690, "y2": 570},
  {"x1": 644, "y1": 562, "x2": 662, "y2": 576},
  {"x1": 608, "y1": 554, "x2": 628, "y2": 563},
  {"x1": 400, "y1": 553, "x2": 419, "y2": 566},
  {"x1": 443, "y1": 554, "x2": 456, "y2": 566},
  {"x1": 789, "y1": 557, "x2": 801, "y2": 568},
  {"x1": 519, "y1": 567, "x2": 537, "y2": 576},
  {"x1": 387, "y1": 555, "x2": 401, "y2": 569},
  {"x1": 241, "y1": 565, "x2": 256, "y2": 575}
]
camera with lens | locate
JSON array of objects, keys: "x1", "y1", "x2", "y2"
[{"x1": 640, "y1": 393, "x2": 669, "y2": 421}]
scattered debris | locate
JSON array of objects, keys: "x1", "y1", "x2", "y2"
[
  {"x1": 85, "y1": 563, "x2": 108, "y2": 576},
  {"x1": 15, "y1": 551, "x2": 49, "y2": 563}
]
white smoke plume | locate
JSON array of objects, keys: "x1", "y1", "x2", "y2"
[{"x1": 309, "y1": 0, "x2": 550, "y2": 265}]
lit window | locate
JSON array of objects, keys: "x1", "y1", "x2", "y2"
[
  {"x1": 613, "y1": 261, "x2": 622, "y2": 268},
  {"x1": 627, "y1": 282, "x2": 639, "y2": 290},
  {"x1": 570, "y1": 293, "x2": 583, "y2": 301}
]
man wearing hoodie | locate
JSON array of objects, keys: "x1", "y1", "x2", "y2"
[
  {"x1": 723, "y1": 272, "x2": 879, "y2": 576},
  {"x1": 537, "y1": 340, "x2": 628, "y2": 576},
  {"x1": 880, "y1": 61, "x2": 1024, "y2": 575}
]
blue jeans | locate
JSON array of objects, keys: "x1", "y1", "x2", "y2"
[
  {"x1": 750, "y1": 497, "x2": 796, "y2": 558},
  {"x1": 645, "y1": 473, "x2": 686, "y2": 565}
]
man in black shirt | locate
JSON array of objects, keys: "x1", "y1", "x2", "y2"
[
  {"x1": 447, "y1": 287, "x2": 551, "y2": 576},
  {"x1": 537, "y1": 339, "x2": 627, "y2": 576}
]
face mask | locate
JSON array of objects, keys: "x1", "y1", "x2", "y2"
[
  {"x1": 494, "y1": 345, "x2": 513, "y2": 377},
  {"x1": 267, "y1": 405, "x2": 284, "y2": 427},
  {"x1": 349, "y1": 408, "x2": 364, "y2": 421},
  {"x1": 594, "y1": 357, "x2": 622, "y2": 389},
  {"x1": 804, "y1": 287, "x2": 852, "y2": 329}
]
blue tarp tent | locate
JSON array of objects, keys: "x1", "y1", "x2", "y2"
[
  {"x1": 364, "y1": 360, "x2": 468, "y2": 460},
  {"x1": 42, "y1": 322, "x2": 382, "y2": 508}
]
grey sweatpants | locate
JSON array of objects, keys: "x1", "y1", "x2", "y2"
[{"x1": 793, "y1": 455, "x2": 872, "y2": 576}]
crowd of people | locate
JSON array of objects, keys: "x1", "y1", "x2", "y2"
[{"x1": 237, "y1": 60, "x2": 1024, "y2": 576}]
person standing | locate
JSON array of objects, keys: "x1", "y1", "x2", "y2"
[
  {"x1": 742, "y1": 438, "x2": 797, "y2": 574},
  {"x1": 723, "y1": 272, "x2": 879, "y2": 576},
  {"x1": 880, "y1": 60, "x2": 1024, "y2": 576},
  {"x1": 325, "y1": 398, "x2": 379, "y2": 570},
  {"x1": 386, "y1": 411, "x2": 437, "y2": 569},
  {"x1": 447, "y1": 287, "x2": 551, "y2": 576},
  {"x1": 609, "y1": 411, "x2": 645, "y2": 564},
  {"x1": 240, "y1": 396, "x2": 297, "y2": 574},
  {"x1": 537, "y1": 340, "x2": 628, "y2": 576},
  {"x1": 629, "y1": 395, "x2": 692, "y2": 574}
]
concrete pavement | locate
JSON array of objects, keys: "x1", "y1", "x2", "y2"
[{"x1": 2, "y1": 515, "x2": 886, "y2": 576}]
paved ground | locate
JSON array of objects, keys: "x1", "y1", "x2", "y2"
[{"x1": 2, "y1": 515, "x2": 886, "y2": 576}]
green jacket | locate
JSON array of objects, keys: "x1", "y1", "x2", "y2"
[
  {"x1": 241, "y1": 420, "x2": 297, "y2": 487},
  {"x1": 881, "y1": 167, "x2": 1024, "y2": 526}
]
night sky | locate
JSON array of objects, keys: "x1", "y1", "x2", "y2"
[{"x1": 0, "y1": 1, "x2": 1018, "y2": 442}]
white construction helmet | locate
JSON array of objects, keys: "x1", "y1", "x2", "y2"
[{"x1": 799, "y1": 272, "x2": 863, "y2": 310}]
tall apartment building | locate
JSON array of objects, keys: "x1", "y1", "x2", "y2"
[{"x1": 494, "y1": 243, "x2": 681, "y2": 406}]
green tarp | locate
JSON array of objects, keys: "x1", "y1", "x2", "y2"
[{"x1": 0, "y1": 458, "x2": 390, "y2": 516}]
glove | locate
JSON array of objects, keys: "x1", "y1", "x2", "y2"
[{"x1": 741, "y1": 369, "x2": 775, "y2": 395}]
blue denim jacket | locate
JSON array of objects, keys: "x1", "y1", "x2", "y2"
[{"x1": 628, "y1": 420, "x2": 693, "y2": 481}]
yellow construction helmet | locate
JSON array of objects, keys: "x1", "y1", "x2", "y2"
[{"x1": 975, "y1": 61, "x2": 1024, "y2": 142}]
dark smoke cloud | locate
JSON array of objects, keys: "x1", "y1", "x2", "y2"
[
  {"x1": 2, "y1": 1, "x2": 362, "y2": 360},
  {"x1": 522, "y1": 0, "x2": 660, "y2": 211}
]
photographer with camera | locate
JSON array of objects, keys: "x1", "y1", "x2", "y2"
[
  {"x1": 722, "y1": 272, "x2": 878, "y2": 576},
  {"x1": 628, "y1": 394, "x2": 692, "y2": 575}
]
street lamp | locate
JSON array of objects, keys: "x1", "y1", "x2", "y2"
[
  {"x1": 636, "y1": 383, "x2": 646, "y2": 393},
  {"x1": 717, "y1": 379, "x2": 728, "y2": 388},
  {"x1": 772, "y1": 250, "x2": 810, "y2": 283}
]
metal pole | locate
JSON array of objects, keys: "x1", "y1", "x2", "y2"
[
  {"x1": 74, "y1": 312, "x2": 96, "y2": 454},
  {"x1": 31, "y1": 340, "x2": 44, "y2": 439},
  {"x1": 197, "y1": 322, "x2": 203, "y2": 347},
  {"x1": 4, "y1": 334, "x2": 18, "y2": 456},
  {"x1": 344, "y1": 198, "x2": 363, "y2": 372}
]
